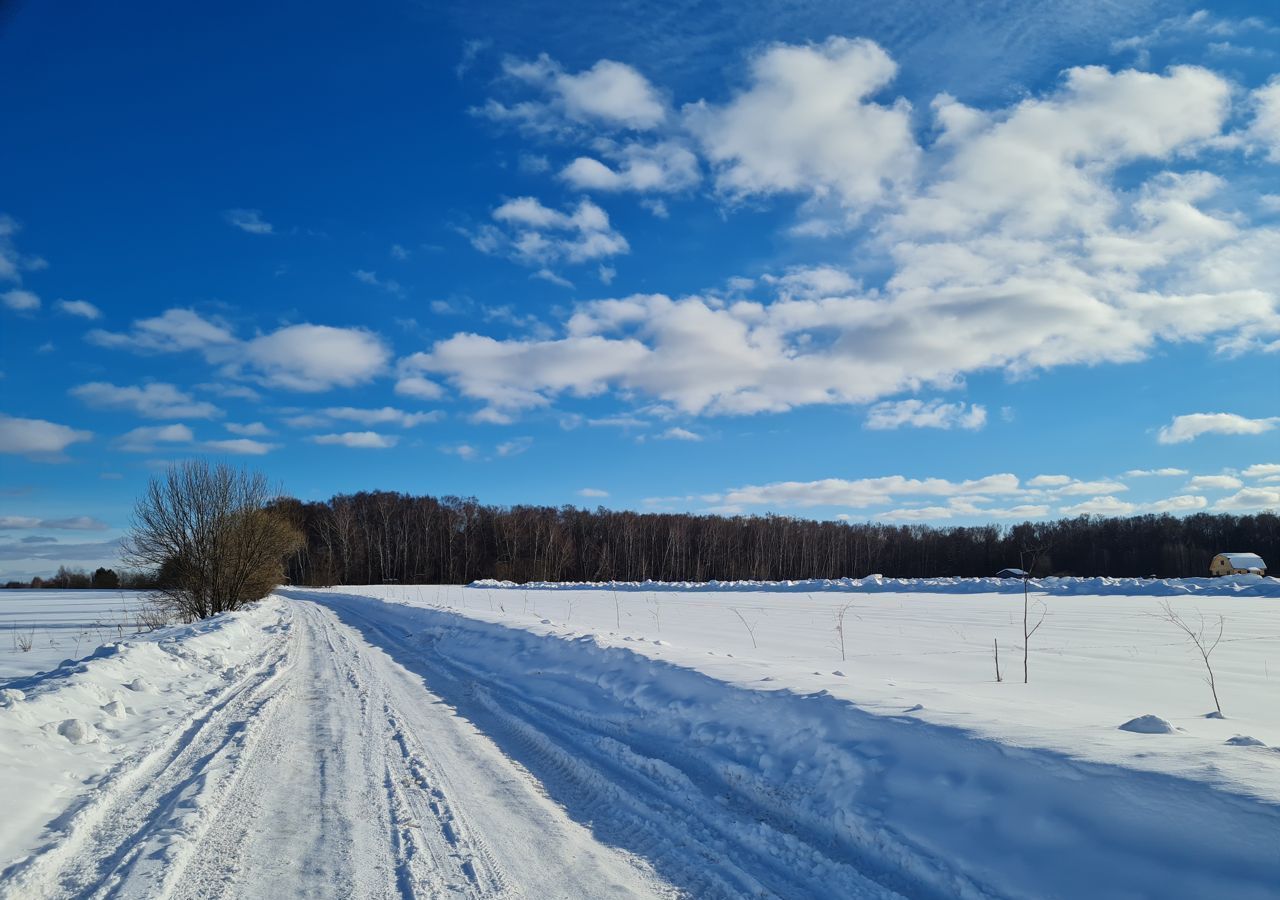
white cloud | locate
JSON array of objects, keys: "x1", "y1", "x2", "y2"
[
  {"x1": 1157, "y1": 412, "x2": 1278, "y2": 443},
  {"x1": 474, "y1": 197, "x2": 629, "y2": 268},
  {"x1": 223, "y1": 208, "x2": 274, "y2": 235},
  {"x1": 394, "y1": 375, "x2": 445, "y2": 400},
  {"x1": 1148, "y1": 494, "x2": 1208, "y2": 513},
  {"x1": 89, "y1": 311, "x2": 389, "y2": 394},
  {"x1": 865, "y1": 399, "x2": 986, "y2": 431},
  {"x1": 719, "y1": 473, "x2": 1021, "y2": 510},
  {"x1": 560, "y1": 141, "x2": 699, "y2": 193},
  {"x1": 55, "y1": 299, "x2": 102, "y2": 319},
  {"x1": 320, "y1": 406, "x2": 441, "y2": 428},
  {"x1": 88, "y1": 308, "x2": 237, "y2": 354},
  {"x1": 1242, "y1": 463, "x2": 1280, "y2": 478},
  {"x1": 659, "y1": 427, "x2": 702, "y2": 441},
  {"x1": 3, "y1": 427, "x2": 86, "y2": 466},
  {"x1": 201, "y1": 438, "x2": 279, "y2": 455},
  {"x1": 1059, "y1": 495, "x2": 1138, "y2": 516},
  {"x1": 1248, "y1": 77, "x2": 1280, "y2": 161},
  {"x1": 685, "y1": 37, "x2": 917, "y2": 212},
  {"x1": 496, "y1": 437, "x2": 533, "y2": 457},
  {"x1": 309, "y1": 431, "x2": 399, "y2": 449},
  {"x1": 1187, "y1": 474, "x2": 1245, "y2": 491},
  {"x1": 115, "y1": 424, "x2": 196, "y2": 453},
  {"x1": 1124, "y1": 467, "x2": 1188, "y2": 477},
  {"x1": 1028, "y1": 474, "x2": 1073, "y2": 487},
  {"x1": 225, "y1": 422, "x2": 272, "y2": 436},
  {"x1": 70, "y1": 382, "x2": 221, "y2": 419},
  {"x1": 0, "y1": 515, "x2": 108, "y2": 530},
  {"x1": 482, "y1": 55, "x2": 666, "y2": 133},
  {"x1": 577, "y1": 487, "x2": 609, "y2": 498},
  {"x1": 2, "y1": 289, "x2": 40, "y2": 311},
  {"x1": 237, "y1": 325, "x2": 390, "y2": 392},
  {"x1": 1213, "y1": 487, "x2": 1280, "y2": 512}
]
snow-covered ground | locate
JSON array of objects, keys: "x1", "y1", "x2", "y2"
[
  {"x1": 2, "y1": 579, "x2": 1279, "y2": 898},
  {"x1": 0, "y1": 590, "x2": 165, "y2": 680}
]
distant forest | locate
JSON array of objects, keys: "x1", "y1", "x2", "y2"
[{"x1": 268, "y1": 492, "x2": 1279, "y2": 585}]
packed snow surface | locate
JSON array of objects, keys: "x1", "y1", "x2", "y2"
[{"x1": 2, "y1": 579, "x2": 1278, "y2": 898}]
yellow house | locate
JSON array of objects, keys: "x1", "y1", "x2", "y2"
[{"x1": 1210, "y1": 552, "x2": 1267, "y2": 576}]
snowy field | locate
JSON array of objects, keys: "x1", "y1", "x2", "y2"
[
  {"x1": 1, "y1": 578, "x2": 1278, "y2": 898},
  {"x1": 0, "y1": 590, "x2": 165, "y2": 680}
]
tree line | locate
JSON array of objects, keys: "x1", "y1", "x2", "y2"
[{"x1": 268, "y1": 491, "x2": 1279, "y2": 585}]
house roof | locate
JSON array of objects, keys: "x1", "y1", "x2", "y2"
[
  {"x1": 1219, "y1": 552, "x2": 1266, "y2": 568},
  {"x1": 996, "y1": 567, "x2": 1028, "y2": 576}
]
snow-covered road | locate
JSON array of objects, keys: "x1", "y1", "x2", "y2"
[{"x1": 4, "y1": 599, "x2": 673, "y2": 899}]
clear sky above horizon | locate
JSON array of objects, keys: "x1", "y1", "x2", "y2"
[{"x1": 1, "y1": 0, "x2": 1278, "y2": 578}]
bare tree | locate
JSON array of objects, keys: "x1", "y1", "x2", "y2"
[
  {"x1": 124, "y1": 461, "x2": 303, "y2": 620},
  {"x1": 1158, "y1": 601, "x2": 1226, "y2": 716}
]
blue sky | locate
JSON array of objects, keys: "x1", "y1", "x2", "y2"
[{"x1": 1, "y1": 0, "x2": 1278, "y2": 577}]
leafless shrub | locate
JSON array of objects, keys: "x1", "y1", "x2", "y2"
[
  {"x1": 124, "y1": 461, "x2": 303, "y2": 620},
  {"x1": 1158, "y1": 600, "x2": 1226, "y2": 716},
  {"x1": 14, "y1": 629, "x2": 34, "y2": 653},
  {"x1": 834, "y1": 601, "x2": 859, "y2": 662}
]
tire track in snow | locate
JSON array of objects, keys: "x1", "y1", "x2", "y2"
[
  {"x1": 1, "y1": 604, "x2": 298, "y2": 900},
  {"x1": 324, "y1": 598, "x2": 920, "y2": 900}
]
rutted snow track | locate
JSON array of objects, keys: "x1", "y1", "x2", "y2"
[{"x1": 2, "y1": 600, "x2": 672, "y2": 899}]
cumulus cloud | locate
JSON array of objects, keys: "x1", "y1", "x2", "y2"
[
  {"x1": 1242, "y1": 463, "x2": 1280, "y2": 478},
  {"x1": 309, "y1": 432, "x2": 398, "y2": 449},
  {"x1": 1187, "y1": 474, "x2": 1244, "y2": 491},
  {"x1": 56, "y1": 299, "x2": 101, "y2": 319},
  {"x1": 441, "y1": 45, "x2": 1280, "y2": 423},
  {"x1": 1249, "y1": 77, "x2": 1280, "y2": 161},
  {"x1": 1213, "y1": 487, "x2": 1280, "y2": 512},
  {"x1": 479, "y1": 55, "x2": 666, "y2": 133},
  {"x1": 236, "y1": 325, "x2": 390, "y2": 392},
  {"x1": 89, "y1": 310, "x2": 390, "y2": 394},
  {"x1": 201, "y1": 438, "x2": 279, "y2": 455},
  {"x1": 0, "y1": 214, "x2": 48, "y2": 284},
  {"x1": 560, "y1": 141, "x2": 699, "y2": 193},
  {"x1": 70, "y1": 382, "x2": 221, "y2": 419},
  {"x1": 471, "y1": 197, "x2": 629, "y2": 269},
  {"x1": 1124, "y1": 467, "x2": 1189, "y2": 477},
  {"x1": 1157, "y1": 412, "x2": 1278, "y2": 443},
  {"x1": 865, "y1": 399, "x2": 986, "y2": 431},
  {"x1": 0, "y1": 414, "x2": 92, "y2": 460},
  {"x1": 223, "y1": 208, "x2": 274, "y2": 234},
  {"x1": 394, "y1": 375, "x2": 445, "y2": 400},
  {"x1": 88, "y1": 308, "x2": 237, "y2": 354},
  {"x1": 115, "y1": 424, "x2": 196, "y2": 453},
  {"x1": 685, "y1": 37, "x2": 917, "y2": 212}
]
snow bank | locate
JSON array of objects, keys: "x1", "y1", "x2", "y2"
[
  {"x1": 0, "y1": 599, "x2": 291, "y2": 869},
  {"x1": 472, "y1": 573, "x2": 1280, "y2": 597},
  {"x1": 310, "y1": 590, "x2": 1280, "y2": 900}
]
